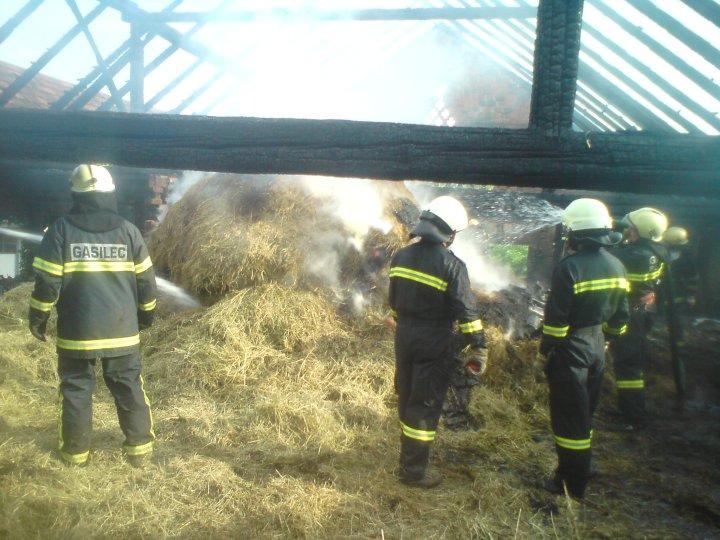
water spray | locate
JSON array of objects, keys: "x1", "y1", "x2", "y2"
[{"x1": 0, "y1": 227, "x2": 200, "y2": 308}]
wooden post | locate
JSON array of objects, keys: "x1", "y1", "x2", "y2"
[{"x1": 129, "y1": 24, "x2": 144, "y2": 113}]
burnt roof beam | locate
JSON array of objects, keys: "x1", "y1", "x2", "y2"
[
  {"x1": 581, "y1": 27, "x2": 704, "y2": 133},
  {"x1": 120, "y1": 6, "x2": 538, "y2": 23},
  {"x1": 51, "y1": 0, "x2": 183, "y2": 110},
  {"x1": 102, "y1": 0, "x2": 227, "y2": 68},
  {"x1": 593, "y1": 1, "x2": 720, "y2": 111},
  {"x1": 0, "y1": 2, "x2": 108, "y2": 108},
  {"x1": 64, "y1": 0, "x2": 125, "y2": 112},
  {"x1": 0, "y1": 0, "x2": 44, "y2": 45},
  {"x1": 101, "y1": 0, "x2": 235, "y2": 113},
  {"x1": 1, "y1": 109, "x2": 718, "y2": 197},
  {"x1": 632, "y1": 0, "x2": 720, "y2": 69},
  {"x1": 170, "y1": 71, "x2": 224, "y2": 114},
  {"x1": 529, "y1": 0, "x2": 585, "y2": 135}
]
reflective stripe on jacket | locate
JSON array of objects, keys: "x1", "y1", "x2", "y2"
[
  {"x1": 542, "y1": 247, "x2": 630, "y2": 350},
  {"x1": 389, "y1": 240, "x2": 484, "y2": 348},
  {"x1": 30, "y1": 217, "x2": 157, "y2": 359}
]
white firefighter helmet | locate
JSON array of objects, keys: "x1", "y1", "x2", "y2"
[
  {"x1": 625, "y1": 207, "x2": 668, "y2": 242},
  {"x1": 562, "y1": 198, "x2": 613, "y2": 232},
  {"x1": 663, "y1": 226, "x2": 689, "y2": 246},
  {"x1": 425, "y1": 195, "x2": 469, "y2": 232},
  {"x1": 70, "y1": 164, "x2": 115, "y2": 193}
]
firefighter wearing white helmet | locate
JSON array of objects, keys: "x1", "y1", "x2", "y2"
[
  {"x1": 29, "y1": 164, "x2": 157, "y2": 467},
  {"x1": 388, "y1": 195, "x2": 486, "y2": 488},
  {"x1": 540, "y1": 198, "x2": 629, "y2": 499},
  {"x1": 611, "y1": 207, "x2": 685, "y2": 429},
  {"x1": 70, "y1": 164, "x2": 116, "y2": 193}
]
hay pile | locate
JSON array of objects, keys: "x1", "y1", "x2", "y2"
[
  {"x1": 2, "y1": 277, "x2": 719, "y2": 537},
  {"x1": 149, "y1": 174, "x2": 416, "y2": 304}
]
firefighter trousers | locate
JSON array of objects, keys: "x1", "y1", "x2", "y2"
[
  {"x1": 545, "y1": 326, "x2": 605, "y2": 499},
  {"x1": 394, "y1": 321, "x2": 454, "y2": 480},
  {"x1": 57, "y1": 351, "x2": 154, "y2": 464},
  {"x1": 610, "y1": 309, "x2": 652, "y2": 424}
]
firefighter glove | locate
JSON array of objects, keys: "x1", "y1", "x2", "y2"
[
  {"x1": 461, "y1": 346, "x2": 488, "y2": 377},
  {"x1": 28, "y1": 309, "x2": 49, "y2": 342}
]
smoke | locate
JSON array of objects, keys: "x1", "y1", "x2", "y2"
[
  {"x1": 300, "y1": 176, "x2": 392, "y2": 250},
  {"x1": 303, "y1": 230, "x2": 347, "y2": 288},
  {"x1": 299, "y1": 176, "x2": 395, "y2": 290},
  {"x1": 450, "y1": 234, "x2": 512, "y2": 292},
  {"x1": 167, "y1": 171, "x2": 213, "y2": 205}
]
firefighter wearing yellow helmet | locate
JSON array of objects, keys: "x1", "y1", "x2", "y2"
[
  {"x1": 29, "y1": 165, "x2": 157, "y2": 467},
  {"x1": 540, "y1": 198, "x2": 629, "y2": 499},
  {"x1": 610, "y1": 207, "x2": 683, "y2": 429},
  {"x1": 388, "y1": 195, "x2": 487, "y2": 488}
]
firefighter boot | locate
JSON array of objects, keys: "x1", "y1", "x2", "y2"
[
  {"x1": 126, "y1": 452, "x2": 152, "y2": 469},
  {"x1": 400, "y1": 468, "x2": 442, "y2": 489}
]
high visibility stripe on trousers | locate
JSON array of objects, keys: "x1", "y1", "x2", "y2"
[
  {"x1": 57, "y1": 388, "x2": 89, "y2": 465},
  {"x1": 554, "y1": 431, "x2": 592, "y2": 451},
  {"x1": 543, "y1": 324, "x2": 569, "y2": 338},
  {"x1": 123, "y1": 375, "x2": 155, "y2": 456},
  {"x1": 616, "y1": 379, "x2": 645, "y2": 389},
  {"x1": 400, "y1": 421, "x2": 435, "y2": 442}
]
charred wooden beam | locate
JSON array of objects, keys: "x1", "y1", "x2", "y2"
[
  {"x1": 593, "y1": 1, "x2": 720, "y2": 114},
  {"x1": 0, "y1": 3, "x2": 107, "y2": 108},
  {"x1": 52, "y1": 0, "x2": 183, "y2": 110},
  {"x1": 121, "y1": 6, "x2": 537, "y2": 23},
  {"x1": 0, "y1": 0, "x2": 44, "y2": 45},
  {"x1": 0, "y1": 109, "x2": 718, "y2": 196},
  {"x1": 583, "y1": 26, "x2": 720, "y2": 133},
  {"x1": 170, "y1": 71, "x2": 223, "y2": 114},
  {"x1": 129, "y1": 24, "x2": 144, "y2": 112},
  {"x1": 65, "y1": 0, "x2": 125, "y2": 112},
  {"x1": 633, "y1": 0, "x2": 720, "y2": 70},
  {"x1": 529, "y1": 0, "x2": 585, "y2": 135},
  {"x1": 144, "y1": 59, "x2": 203, "y2": 112},
  {"x1": 104, "y1": 0, "x2": 226, "y2": 67}
]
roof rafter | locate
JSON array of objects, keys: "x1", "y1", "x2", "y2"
[
  {"x1": 0, "y1": 2, "x2": 109, "y2": 107},
  {"x1": 0, "y1": 0, "x2": 44, "y2": 46},
  {"x1": 64, "y1": 0, "x2": 125, "y2": 111}
]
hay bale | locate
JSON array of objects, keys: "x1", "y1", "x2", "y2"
[{"x1": 149, "y1": 174, "x2": 416, "y2": 303}]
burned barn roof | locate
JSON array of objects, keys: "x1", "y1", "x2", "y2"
[{"x1": 0, "y1": 1, "x2": 718, "y2": 132}]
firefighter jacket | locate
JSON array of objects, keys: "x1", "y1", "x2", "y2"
[
  {"x1": 30, "y1": 210, "x2": 157, "y2": 360},
  {"x1": 541, "y1": 246, "x2": 630, "y2": 353},
  {"x1": 388, "y1": 239, "x2": 485, "y2": 349},
  {"x1": 613, "y1": 239, "x2": 667, "y2": 304}
]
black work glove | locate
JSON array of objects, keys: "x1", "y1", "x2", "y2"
[
  {"x1": 28, "y1": 308, "x2": 49, "y2": 342},
  {"x1": 138, "y1": 310, "x2": 155, "y2": 330}
]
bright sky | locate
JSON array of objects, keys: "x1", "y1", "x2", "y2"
[{"x1": 0, "y1": 0, "x2": 718, "y2": 133}]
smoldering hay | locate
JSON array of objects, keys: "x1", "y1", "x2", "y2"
[{"x1": 149, "y1": 173, "x2": 419, "y2": 309}]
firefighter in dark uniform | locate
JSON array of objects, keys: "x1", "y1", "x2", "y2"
[
  {"x1": 663, "y1": 226, "x2": 696, "y2": 325},
  {"x1": 541, "y1": 199, "x2": 630, "y2": 499},
  {"x1": 610, "y1": 208, "x2": 671, "y2": 429},
  {"x1": 28, "y1": 164, "x2": 157, "y2": 467},
  {"x1": 389, "y1": 196, "x2": 487, "y2": 488}
]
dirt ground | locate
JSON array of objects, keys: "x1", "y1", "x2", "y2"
[{"x1": 1, "y1": 285, "x2": 719, "y2": 539}]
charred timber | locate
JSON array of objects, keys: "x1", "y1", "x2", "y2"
[
  {"x1": 0, "y1": 109, "x2": 719, "y2": 197},
  {"x1": 529, "y1": 0, "x2": 584, "y2": 135},
  {"x1": 121, "y1": 7, "x2": 538, "y2": 23}
]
